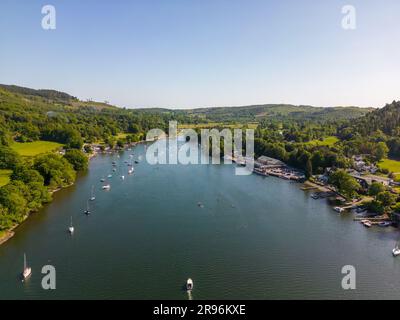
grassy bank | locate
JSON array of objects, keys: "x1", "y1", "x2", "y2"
[{"x1": 0, "y1": 169, "x2": 12, "y2": 187}]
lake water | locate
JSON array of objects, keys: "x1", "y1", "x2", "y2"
[{"x1": 1, "y1": 143, "x2": 400, "y2": 299}]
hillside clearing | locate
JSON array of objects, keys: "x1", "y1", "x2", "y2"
[
  {"x1": 178, "y1": 122, "x2": 258, "y2": 129},
  {"x1": 11, "y1": 141, "x2": 63, "y2": 157},
  {"x1": 0, "y1": 170, "x2": 12, "y2": 187},
  {"x1": 378, "y1": 159, "x2": 400, "y2": 174},
  {"x1": 306, "y1": 136, "x2": 339, "y2": 147}
]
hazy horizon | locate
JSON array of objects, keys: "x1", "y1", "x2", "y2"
[{"x1": 1, "y1": 82, "x2": 380, "y2": 110}]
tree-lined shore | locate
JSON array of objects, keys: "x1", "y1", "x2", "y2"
[{"x1": 1, "y1": 84, "x2": 400, "y2": 242}]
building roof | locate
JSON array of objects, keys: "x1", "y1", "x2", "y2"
[{"x1": 257, "y1": 156, "x2": 285, "y2": 166}]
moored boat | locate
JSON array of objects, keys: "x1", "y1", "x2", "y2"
[
  {"x1": 84, "y1": 201, "x2": 91, "y2": 215},
  {"x1": 393, "y1": 245, "x2": 400, "y2": 256},
  {"x1": 68, "y1": 216, "x2": 74, "y2": 234},
  {"x1": 363, "y1": 220, "x2": 372, "y2": 228},
  {"x1": 378, "y1": 221, "x2": 391, "y2": 227},
  {"x1": 90, "y1": 185, "x2": 96, "y2": 201},
  {"x1": 334, "y1": 207, "x2": 345, "y2": 213},
  {"x1": 186, "y1": 278, "x2": 193, "y2": 291},
  {"x1": 21, "y1": 253, "x2": 32, "y2": 281}
]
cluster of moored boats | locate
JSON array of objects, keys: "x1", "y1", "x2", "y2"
[
  {"x1": 21, "y1": 152, "x2": 142, "y2": 281},
  {"x1": 21, "y1": 153, "x2": 141, "y2": 281},
  {"x1": 70, "y1": 153, "x2": 140, "y2": 233}
]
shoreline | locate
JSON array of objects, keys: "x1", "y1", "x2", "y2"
[
  {"x1": 0, "y1": 183, "x2": 75, "y2": 246},
  {"x1": 0, "y1": 230, "x2": 15, "y2": 245},
  {"x1": 0, "y1": 141, "x2": 146, "y2": 246}
]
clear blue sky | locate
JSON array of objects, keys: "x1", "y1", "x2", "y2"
[{"x1": 0, "y1": 0, "x2": 399, "y2": 109}]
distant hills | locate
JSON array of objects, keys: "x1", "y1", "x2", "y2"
[
  {"x1": 0, "y1": 84, "x2": 374, "y2": 123},
  {"x1": 0, "y1": 84, "x2": 77, "y2": 104},
  {"x1": 0, "y1": 84, "x2": 118, "y2": 111},
  {"x1": 179, "y1": 104, "x2": 373, "y2": 123}
]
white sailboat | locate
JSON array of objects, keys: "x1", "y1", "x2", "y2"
[
  {"x1": 22, "y1": 253, "x2": 32, "y2": 281},
  {"x1": 68, "y1": 216, "x2": 74, "y2": 234},
  {"x1": 186, "y1": 278, "x2": 193, "y2": 291},
  {"x1": 102, "y1": 184, "x2": 111, "y2": 190},
  {"x1": 393, "y1": 243, "x2": 400, "y2": 256},
  {"x1": 127, "y1": 158, "x2": 135, "y2": 174},
  {"x1": 90, "y1": 185, "x2": 96, "y2": 201},
  {"x1": 84, "y1": 201, "x2": 90, "y2": 215}
]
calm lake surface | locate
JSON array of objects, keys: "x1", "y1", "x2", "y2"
[{"x1": 1, "y1": 143, "x2": 400, "y2": 299}]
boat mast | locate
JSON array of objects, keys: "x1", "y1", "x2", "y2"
[{"x1": 24, "y1": 253, "x2": 27, "y2": 270}]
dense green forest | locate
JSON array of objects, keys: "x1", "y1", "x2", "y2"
[
  {"x1": 137, "y1": 103, "x2": 372, "y2": 123},
  {"x1": 0, "y1": 84, "x2": 399, "y2": 235}
]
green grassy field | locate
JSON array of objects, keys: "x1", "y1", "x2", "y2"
[
  {"x1": 306, "y1": 136, "x2": 339, "y2": 147},
  {"x1": 115, "y1": 133, "x2": 130, "y2": 139},
  {"x1": 95, "y1": 133, "x2": 132, "y2": 144},
  {"x1": 0, "y1": 169, "x2": 12, "y2": 187},
  {"x1": 378, "y1": 159, "x2": 400, "y2": 173},
  {"x1": 11, "y1": 141, "x2": 63, "y2": 157},
  {"x1": 178, "y1": 122, "x2": 258, "y2": 129}
]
